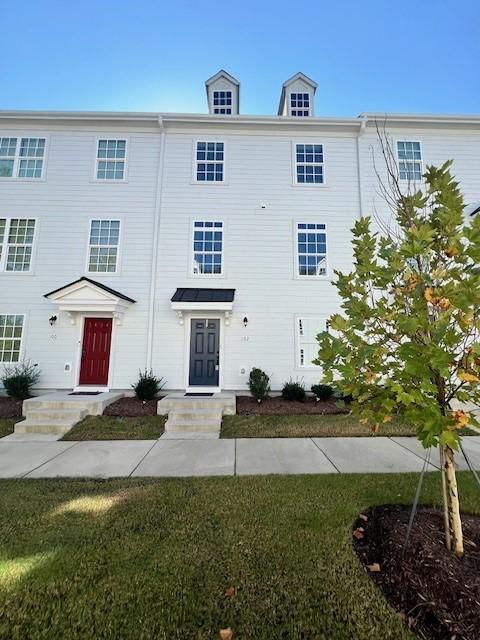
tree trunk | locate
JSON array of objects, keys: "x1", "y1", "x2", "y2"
[
  {"x1": 443, "y1": 445, "x2": 464, "y2": 557},
  {"x1": 439, "y1": 447, "x2": 452, "y2": 551}
]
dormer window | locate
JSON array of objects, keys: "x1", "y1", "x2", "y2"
[
  {"x1": 213, "y1": 91, "x2": 232, "y2": 114},
  {"x1": 290, "y1": 93, "x2": 310, "y2": 117},
  {"x1": 205, "y1": 70, "x2": 240, "y2": 115}
]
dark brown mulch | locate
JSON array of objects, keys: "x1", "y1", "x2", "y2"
[
  {"x1": 353, "y1": 505, "x2": 480, "y2": 640},
  {"x1": 103, "y1": 396, "x2": 163, "y2": 417},
  {"x1": 0, "y1": 396, "x2": 23, "y2": 418},
  {"x1": 236, "y1": 395, "x2": 349, "y2": 415}
]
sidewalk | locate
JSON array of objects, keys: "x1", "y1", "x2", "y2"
[{"x1": 1, "y1": 436, "x2": 479, "y2": 479}]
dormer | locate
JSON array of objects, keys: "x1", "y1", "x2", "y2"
[
  {"x1": 205, "y1": 70, "x2": 240, "y2": 115},
  {"x1": 278, "y1": 72, "x2": 318, "y2": 117}
]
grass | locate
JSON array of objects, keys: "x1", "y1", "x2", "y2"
[
  {"x1": 0, "y1": 473, "x2": 479, "y2": 639},
  {"x1": 61, "y1": 415, "x2": 166, "y2": 441},
  {"x1": 221, "y1": 413, "x2": 420, "y2": 438},
  {"x1": 0, "y1": 418, "x2": 16, "y2": 439}
]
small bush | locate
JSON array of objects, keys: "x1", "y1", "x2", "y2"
[
  {"x1": 248, "y1": 367, "x2": 270, "y2": 403},
  {"x1": 281, "y1": 379, "x2": 306, "y2": 402},
  {"x1": 1, "y1": 360, "x2": 40, "y2": 400},
  {"x1": 311, "y1": 383, "x2": 334, "y2": 401},
  {"x1": 132, "y1": 369, "x2": 165, "y2": 401}
]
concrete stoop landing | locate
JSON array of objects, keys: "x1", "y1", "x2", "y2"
[
  {"x1": 158, "y1": 392, "x2": 236, "y2": 439},
  {"x1": 13, "y1": 391, "x2": 124, "y2": 438}
]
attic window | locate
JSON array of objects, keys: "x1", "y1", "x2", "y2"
[
  {"x1": 213, "y1": 91, "x2": 232, "y2": 114},
  {"x1": 290, "y1": 93, "x2": 310, "y2": 117}
]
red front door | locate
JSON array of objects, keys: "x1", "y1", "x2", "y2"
[{"x1": 79, "y1": 318, "x2": 112, "y2": 386}]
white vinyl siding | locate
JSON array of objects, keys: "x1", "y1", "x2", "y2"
[
  {"x1": 192, "y1": 221, "x2": 224, "y2": 275},
  {"x1": 96, "y1": 139, "x2": 127, "y2": 180},
  {"x1": 87, "y1": 220, "x2": 120, "y2": 273},
  {"x1": 0, "y1": 218, "x2": 36, "y2": 272},
  {"x1": 0, "y1": 314, "x2": 24, "y2": 362},
  {"x1": 296, "y1": 223, "x2": 327, "y2": 276},
  {"x1": 397, "y1": 141, "x2": 422, "y2": 181},
  {"x1": 0, "y1": 137, "x2": 46, "y2": 179},
  {"x1": 297, "y1": 317, "x2": 324, "y2": 368}
]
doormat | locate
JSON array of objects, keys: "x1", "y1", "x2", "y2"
[
  {"x1": 69, "y1": 392, "x2": 102, "y2": 396},
  {"x1": 184, "y1": 393, "x2": 214, "y2": 397}
]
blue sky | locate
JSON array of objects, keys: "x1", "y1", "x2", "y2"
[{"x1": 2, "y1": 0, "x2": 479, "y2": 116}]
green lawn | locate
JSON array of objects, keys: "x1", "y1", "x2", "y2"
[
  {"x1": 61, "y1": 415, "x2": 166, "y2": 440},
  {"x1": 0, "y1": 418, "x2": 16, "y2": 439},
  {"x1": 0, "y1": 473, "x2": 479, "y2": 639},
  {"x1": 221, "y1": 413, "x2": 420, "y2": 438}
]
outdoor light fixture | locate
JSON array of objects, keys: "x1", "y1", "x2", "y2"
[
  {"x1": 49, "y1": 315, "x2": 57, "y2": 326},
  {"x1": 243, "y1": 316, "x2": 248, "y2": 327}
]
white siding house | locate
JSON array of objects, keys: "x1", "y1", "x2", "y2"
[{"x1": 1, "y1": 72, "x2": 479, "y2": 393}]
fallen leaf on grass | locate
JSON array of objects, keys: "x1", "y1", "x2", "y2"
[
  {"x1": 358, "y1": 513, "x2": 368, "y2": 522},
  {"x1": 219, "y1": 628, "x2": 233, "y2": 639},
  {"x1": 352, "y1": 528, "x2": 365, "y2": 539},
  {"x1": 224, "y1": 585, "x2": 236, "y2": 598},
  {"x1": 367, "y1": 563, "x2": 381, "y2": 572}
]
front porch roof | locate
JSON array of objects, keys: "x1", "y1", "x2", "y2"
[
  {"x1": 170, "y1": 288, "x2": 235, "y2": 324},
  {"x1": 44, "y1": 277, "x2": 135, "y2": 324}
]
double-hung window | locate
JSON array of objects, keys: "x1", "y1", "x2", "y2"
[
  {"x1": 192, "y1": 221, "x2": 223, "y2": 275},
  {"x1": 195, "y1": 142, "x2": 224, "y2": 182},
  {"x1": 0, "y1": 314, "x2": 24, "y2": 362},
  {"x1": 88, "y1": 220, "x2": 120, "y2": 273},
  {"x1": 296, "y1": 223, "x2": 327, "y2": 276},
  {"x1": 0, "y1": 218, "x2": 36, "y2": 272},
  {"x1": 397, "y1": 141, "x2": 422, "y2": 181},
  {"x1": 295, "y1": 144, "x2": 324, "y2": 184},
  {"x1": 0, "y1": 137, "x2": 46, "y2": 179},
  {"x1": 96, "y1": 139, "x2": 126, "y2": 180},
  {"x1": 290, "y1": 93, "x2": 310, "y2": 116},
  {"x1": 297, "y1": 317, "x2": 325, "y2": 367},
  {"x1": 213, "y1": 91, "x2": 232, "y2": 114}
]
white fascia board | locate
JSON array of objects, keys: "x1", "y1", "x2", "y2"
[{"x1": 171, "y1": 301, "x2": 234, "y2": 312}]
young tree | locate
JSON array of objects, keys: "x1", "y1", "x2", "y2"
[{"x1": 315, "y1": 158, "x2": 480, "y2": 556}]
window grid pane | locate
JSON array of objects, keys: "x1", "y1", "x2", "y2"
[
  {"x1": 88, "y1": 220, "x2": 120, "y2": 272},
  {"x1": 17, "y1": 138, "x2": 45, "y2": 178},
  {"x1": 298, "y1": 317, "x2": 323, "y2": 368},
  {"x1": 291, "y1": 93, "x2": 310, "y2": 116},
  {"x1": 0, "y1": 314, "x2": 23, "y2": 362},
  {"x1": 96, "y1": 140, "x2": 126, "y2": 180},
  {"x1": 296, "y1": 144, "x2": 324, "y2": 184},
  {"x1": 297, "y1": 223, "x2": 327, "y2": 276},
  {"x1": 5, "y1": 219, "x2": 35, "y2": 272},
  {"x1": 0, "y1": 138, "x2": 17, "y2": 178},
  {"x1": 397, "y1": 141, "x2": 422, "y2": 181},
  {"x1": 196, "y1": 142, "x2": 224, "y2": 181},
  {"x1": 193, "y1": 221, "x2": 223, "y2": 274},
  {"x1": 213, "y1": 91, "x2": 232, "y2": 114}
]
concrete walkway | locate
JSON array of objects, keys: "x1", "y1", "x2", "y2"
[{"x1": 0, "y1": 435, "x2": 479, "y2": 478}]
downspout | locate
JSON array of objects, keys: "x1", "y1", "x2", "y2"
[
  {"x1": 355, "y1": 115, "x2": 367, "y2": 218},
  {"x1": 146, "y1": 116, "x2": 166, "y2": 370}
]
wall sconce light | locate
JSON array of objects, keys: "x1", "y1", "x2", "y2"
[
  {"x1": 243, "y1": 316, "x2": 248, "y2": 328},
  {"x1": 49, "y1": 315, "x2": 57, "y2": 327}
]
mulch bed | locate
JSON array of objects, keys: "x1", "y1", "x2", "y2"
[
  {"x1": 236, "y1": 395, "x2": 349, "y2": 415},
  {"x1": 353, "y1": 505, "x2": 480, "y2": 640},
  {"x1": 103, "y1": 396, "x2": 163, "y2": 417},
  {"x1": 0, "y1": 396, "x2": 23, "y2": 418}
]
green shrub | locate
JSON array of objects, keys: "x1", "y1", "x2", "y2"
[
  {"x1": 281, "y1": 379, "x2": 306, "y2": 402},
  {"x1": 248, "y1": 367, "x2": 270, "y2": 403},
  {"x1": 311, "y1": 384, "x2": 334, "y2": 401},
  {"x1": 1, "y1": 360, "x2": 40, "y2": 400},
  {"x1": 132, "y1": 369, "x2": 165, "y2": 401}
]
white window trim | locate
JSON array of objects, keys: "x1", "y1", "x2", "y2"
[
  {"x1": 93, "y1": 138, "x2": 128, "y2": 183},
  {"x1": 0, "y1": 312, "x2": 26, "y2": 364},
  {"x1": 395, "y1": 139, "x2": 424, "y2": 182},
  {"x1": 192, "y1": 139, "x2": 227, "y2": 185},
  {"x1": 293, "y1": 220, "x2": 329, "y2": 279},
  {"x1": 189, "y1": 219, "x2": 225, "y2": 278},
  {"x1": 0, "y1": 217, "x2": 38, "y2": 274},
  {"x1": 0, "y1": 135, "x2": 48, "y2": 181},
  {"x1": 291, "y1": 141, "x2": 327, "y2": 187},
  {"x1": 288, "y1": 92, "x2": 311, "y2": 117},
  {"x1": 85, "y1": 218, "x2": 122, "y2": 275},
  {"x1": 295, "y1": 315, "x2": 325, "y2": 369}
]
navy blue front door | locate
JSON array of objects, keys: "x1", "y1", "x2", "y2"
[{"x1": 189, "y1": 319, "x2": 220, "y2": 386}]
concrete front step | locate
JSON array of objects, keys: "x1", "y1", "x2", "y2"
[
  {"x1": 23, "y1": 391, "x2": 124, "y2": 417},
  {"x1": 158, "y1": 392, "x2": 236, "y2": 416},
  {"x1": 14, "y1": 419, "x2": 74, "y2": 435},
  {"x1": 26, "y1": 408, "x2": 88, "y2": 422},
  {"x1": 165, "y1": 418, "x2": 221, "y2": 433},
  {"x1": 167, "y1": 408, "x2": 222, "y2": 423}
]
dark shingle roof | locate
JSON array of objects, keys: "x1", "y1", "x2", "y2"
[{"x1": 171, "y1": 288, "x2": 235, "y2": 303}]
